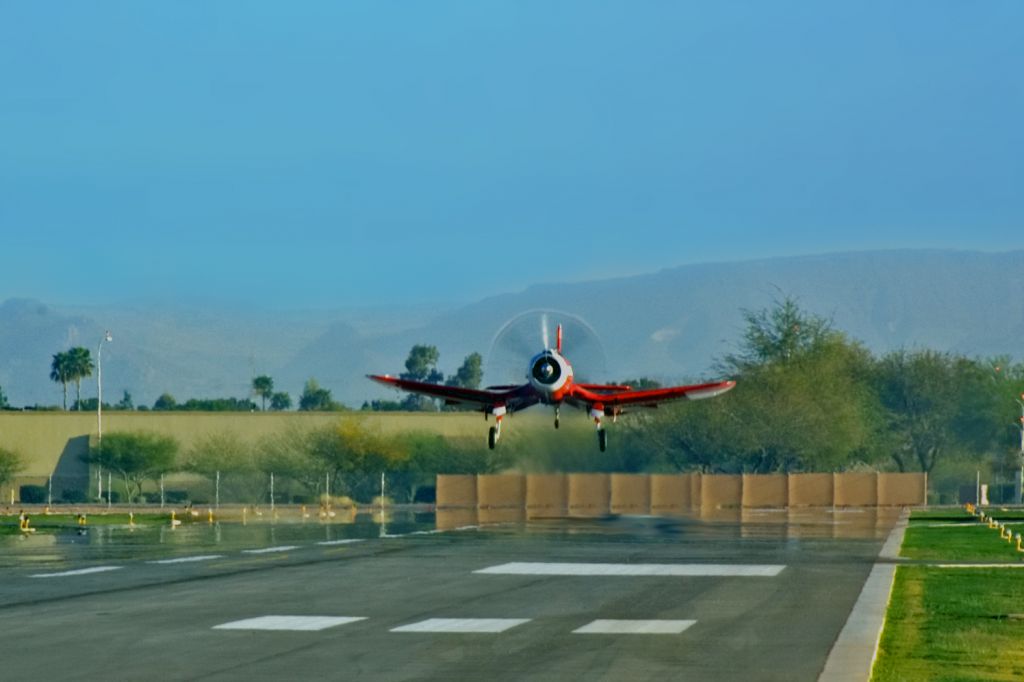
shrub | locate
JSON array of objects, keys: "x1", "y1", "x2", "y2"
[
  {"x1": 61, "y1": 489, "x2": 87, "y2": 504},
  {"x1": 19, "y1": 485, "x2": 46, "y2": 503},
  {"x1": 165, "y1": 490, "x2": 189, "y2": 504},
  {"x1": 414, "y1": 486, "x2": 436, "y2": 503}
]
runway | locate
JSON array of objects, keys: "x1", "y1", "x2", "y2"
[{"x1": 0, "y1": 510, "x2": 898, "y2": 681}]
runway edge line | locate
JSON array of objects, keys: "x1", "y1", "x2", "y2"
[{"x1": 817, "y1": 508, "x2": 909, "y2": 682}]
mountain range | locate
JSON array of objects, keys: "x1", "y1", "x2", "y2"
[{"x1": 2, "y1": 249, "x2": 1023, "y2": 409}]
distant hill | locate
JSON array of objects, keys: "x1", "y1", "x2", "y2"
[{"x1": 3, "y1": 250, "x2": 1023, "y2": 409}]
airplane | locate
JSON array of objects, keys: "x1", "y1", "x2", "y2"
[{"x1": 368, "y1": 324, "x2": 735, "y2": 451}]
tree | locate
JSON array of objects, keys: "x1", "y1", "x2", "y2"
[
  {"x1": 270, "y1": 391, "x2": 292, "y2": 411},
  {"x1": 299, "y1": 378, "x2": 338, "y2": 411},
  {"x1": 636, "y1": 299, "x2": 881, "y2": 473},
  {"x1": 400, "y1": 345, "x2": 444, "y2": 410},
  {"x1": 0, "y1": 383, "x2": 8, "y2": 409},
  {"x1": 50, "y1": 351, "x2": 73, "y2": 410},
  {"x1": 615, "y1": 377, "x2": 662, "y2": 390},
  {"x1": 0, "y1": 446, "x2": 23, "y2": 491},
  {"x1": 181, "y1": 431, "x2": 258, "y2": 502},
  {"x1": 252, "y1": 375, "x2": 274, "y2": 411},
  {"x1": 153, "y1": 393, "x2": 177, "y2": 411},
  {"x1": 67, "y1": 347, "x2": 94, "y2": 411},
  {"x1": 874, "y1": 350, "x2": 1000, "y2": 473},
  {"x1": 115, "y1": 390, "x2": 134, "y2": 410},
  {"x1": 88, "y1": 431, "x2": 179, "y2": 504},
  {"x1": 401, "y1": 345, "x2": 443, "y2": 383},
  {"x1": 723, "y1": 296, "x2": 835, "y2": 372},
  {"x1": 446, "y1": 352, "x2": 483, "y2": 389}
]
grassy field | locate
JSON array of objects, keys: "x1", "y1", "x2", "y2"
[
  {"x1": 872, "y1": 508, "x2": 1024, "y2": 681},
  {"x1": 0, "y1": 511, "x2": 176, "y2": 535}
]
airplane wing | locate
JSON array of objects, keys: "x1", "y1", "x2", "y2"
[
  {"x1": 570, "y1": 379, "x2": 736, "y2": 409},
  {"x1": 367, "y1": 375, "x2": 539, "y2": 412}
]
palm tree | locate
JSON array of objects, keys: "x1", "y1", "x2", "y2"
[
  {"x1": 50, "y1": 352, "x2": 73, "y2": 410},
  {"x1": 68, "y1": 347, "x2": 94, "y2": 410},
  {"x1": 252, "y1": 375, "x2": 274, "y2": 411}
]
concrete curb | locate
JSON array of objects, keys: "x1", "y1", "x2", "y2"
[{"x1": 818, "y1": 508, "x2": 909, "y2": 682}]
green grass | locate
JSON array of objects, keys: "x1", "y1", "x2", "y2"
[
  {"x1": 872, "y1": 509, "x2": 1024, "y2": 681},
  {"x1": 873, "y1": 567, "x2": 1024, "y2": 682},
  {"x1": 901, "y1": 524, "x2": 1024, "y2": 563}
]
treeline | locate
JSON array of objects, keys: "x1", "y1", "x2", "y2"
[
  {"x1": 85, "y1": 422, "x2": 509, "y2": 506},
  {"x1": 599, "y1": 299, "x2": 1024, "y2": 497}
]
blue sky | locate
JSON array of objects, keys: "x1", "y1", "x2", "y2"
[{"x1": 2, "y1": 2, "x2": 1022, "y2": 308}]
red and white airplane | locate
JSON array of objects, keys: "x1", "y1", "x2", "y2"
[{"x1": 368, "y1": 324, "x2": 735, "y2": 451}]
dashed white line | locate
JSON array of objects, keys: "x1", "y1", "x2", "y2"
[
  {"x1": 475, "y1": 562, "x2": 785, "y2": 577},
  {"x1": 31, "y1": 566, "x2": 123, "y2": 578},
  {"x1": 391, "y1": 618, "x2": 530, "y2": 633},
  {"x1": 213, "y1": 616, "x2": 366, "y2": 631},
  {"x1": 148, "y1": 555, "x2": 223, "y2": 565},
  {"x1": 573, "y1": 619, "x2": 697, "y2": 634},
  {"x1": 316, "y1": 539, "x2": 366, "y2": 546},
  {"x1": 242, "y1": 545, "x2": 299, "y2": 554}
]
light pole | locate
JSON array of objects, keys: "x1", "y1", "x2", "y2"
[
  {"x1": 1015, "y1": 394, "x2": 1024, "y2": 505},
  {"x1": 96, "y1": 331, "x2": 112, "y2": 501}
]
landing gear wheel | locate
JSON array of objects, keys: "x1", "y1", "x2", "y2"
[
  {"x1": 554, "y1": 417, "x2": 560, "y2": 429},
  {"x1": 488, "y1": 426, "x2": 497, "y2": 450},
  {"x1": 598, "y1": 428, "x2": 607, "y2": 452}
]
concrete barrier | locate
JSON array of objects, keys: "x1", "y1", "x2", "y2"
[
  {"x1": 436, "y1": 508, "x2": 479, "y2": 530},
  {"x1": 477, "y1": 474, "x2": 525, "y2": 509},
  {"x1": 788, "y1": 473, "x2": 834, "y2": 507},
  {"x1": 526, "y1": 474, "x2": 567, "y2": 518},
  {"x1": 690, "y1": 473, "x2": 703, "y2": 508},
  {"x1": 701, "y1": 474, "x2": 742, "y2": 509},
  {"x1": 833, "y1": 472, "x2": 878, "y2": 507},
  {"x1": 568, "y1": 473, "x2": 611, "y2": 517},
  {"x1": 478, "y1": 507, "x2": 526, "y2": 524},
  {"x1": 610, "y1": 474, "x2": 651, "y2": 514},
  {"x1": 742, "y1": 474, "x2": 788, "y2": 508},
  {"x1": 436, "y1": 475, "x2": 477, "y2": 508},
  {"x1": 877, "y1": 473, "x2": 927, "y2": 506},
  {"x1": 650, "y1": 474, "x2": 691, "y2": 514}
]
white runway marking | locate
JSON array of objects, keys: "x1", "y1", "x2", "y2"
[
  {"x1": 316, "y1": 539, "x2": 365, "y2": 546},
  {"x1": 242, "y1": 545, "x2": 299, "y2": 554},
  {"x1": 391, "y1": 618, "x2": 530, "y2": 633},
  {"x1": 31, "y1": 566, "x2": 122, "y2": 578},
  {"x1": 148, "y1": 555, "x2": 223, "y2": 564},
  {"x1": 475, "y1": 562, "x2": 785, "y2": 577},
  {"x1": 213, "y1": 616, "x2": 366, "y2": 631},
  {"x1": 573, "y1": 619, "x2": 697, "y2": 634}
]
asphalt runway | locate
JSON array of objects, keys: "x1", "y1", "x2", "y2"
[{"x1": 0, "y1": 510, "x2": 898, "y2": 681}]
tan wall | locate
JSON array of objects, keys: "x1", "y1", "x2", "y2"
[
  {"x1": 690, "y1": 473, "x2": 703, "y2": 508},
  {"x1": 436, "y1": 475, "x2": 477, "y2": 508},
  {"x1": 477, "y1": 474, "x2": 525, "y2": 509},
  {"x1": 568, "y1": 473, "x2": 610, "y2": 517},
  {"x1": 650, "y1": 474, "x2": 693, "y2": 514},
  {"x1": 742, "y1": 474, "x2": 788, "y2": 508},
  {"x1": 877, "y1": 473, "x2": 927, "y2": 506},
  {"x1": 788, "y1": 473, "x2": 834, "y2": 507},
  {"x1": 610, "y1": 474, "x2": 650, "y2": 514},
  {"x1": 833, "y1": 472, "x2": 878, "y2": 507},
  {"x1": 526, "y1": 474, "x2": 567, "y2": 518},
  {"x1": 701, "y1": 474, "x2": 742, "y2": 509}
]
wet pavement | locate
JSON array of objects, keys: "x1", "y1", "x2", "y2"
[{"x1": 0, "y1": 508, "x2": 899, "y2": 681}]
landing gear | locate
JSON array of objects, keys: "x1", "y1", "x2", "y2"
[
  {"x1": 554, "y1": 407, "x2": 560, "y2": 429},
  {"x1": 488, "y1": 408, "x2": 505, "y2": 449},
  {"x1": 598, "y1": 428, "x2": 607, "y2": 452}
]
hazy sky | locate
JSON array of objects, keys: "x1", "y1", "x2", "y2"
[{"x1": 2, "y1": 2, "x2": 1021, "y2": 308}]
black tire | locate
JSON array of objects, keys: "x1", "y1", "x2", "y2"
[
  {"x1": 598, "y1": 429, "x2": 607, "y2": 452},
  {"x1": 488, "y1": 426, "x2": 497, "y2": 450},
  {"x1": 554, "y1": 418, "x2": 560, "y2": 429}
]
